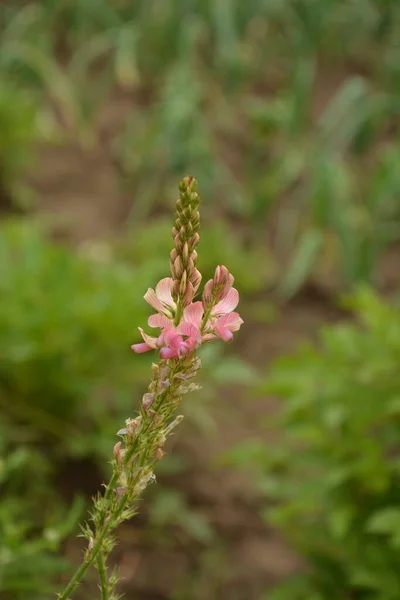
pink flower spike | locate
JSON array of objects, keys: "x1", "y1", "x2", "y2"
[
  {"x1": 131, "y1": 343, "x2": 153, "y2": 354},
  {"x1": 160, "y1": 347, "x2": 179, "y2": 359},
  {"x1": 212, "y1": 288, "x2": 239, "y2": 315},
  {"x1": 183, "y1": 301, "x2": 203, "y2": 329}
]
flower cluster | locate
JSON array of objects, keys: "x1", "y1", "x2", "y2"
[
  {"x1": 131, "y1": 177, "x2": 242, "y2": 359},
  {"x1": 131, "y1": 265, "x2": 243, "y2": 359}
]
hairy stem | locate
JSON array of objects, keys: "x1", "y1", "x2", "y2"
[
  {"x1": 58, "y1": 358, "x2": 199, "y2": 600},
  {"x1": 97, "y1": 553, "x2": 109, "y2": 600},
  {"x1": 57, "y1": 555, "x2": 92, "y2": 600}
]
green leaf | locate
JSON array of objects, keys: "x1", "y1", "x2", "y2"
[
  {"x1": 366, "y1": 508, "x2": 400, "y2": 536},
  {"x1": 279, "y1": 229, "x2": 323, "y2": 298}
]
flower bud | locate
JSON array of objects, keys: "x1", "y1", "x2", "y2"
[
  {"x1": 191, "y1": 268, "x2": 202, "y2": 292},
  {"x1": 142, "y1": 393, "x2": 154, "y2": 410},
  {"x1": 156, "y1": 448, "x2": 166, "y2": 461},
  {"x1": 182, "y1": 242, "x2": 189, "y2": 263},
  {"x1": 165, "y1": 415, "x2": 184, "y2": 435},
  {"x1": 126, "y1": 416, "x2": 141, "y2": 434},
  {"x1": 179, "y1": 270, "x2": 187, "y2": 296},
  {"x1": 202, "y1": 279, "x2": 214, "y2": 308},
  {"x1": 170, "y1": 177, "x2": 202, "y2": 308},
  {"x1": 113, "y1": 442, "x2": 122, "y2": 464},
  {"x1": 192, "y1": 232, "x2": 200, "y2": 248},
  {"x1": 182, "y1": 281, "x2": 194, "y2": 307},
  {"x1": 213, "y1": 265, "x2": 234, "y2": 300},
  {"x1": 174, "y1": 255, "x2": 184, "y2": 278}
]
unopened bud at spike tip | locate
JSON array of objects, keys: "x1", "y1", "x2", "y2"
[{"x1": 169, "y1": 177, "x2": 201, "y2": 315}]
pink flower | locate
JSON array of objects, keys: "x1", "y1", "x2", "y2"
[
  {"x1": 182, "y1": 288, "x2": 243, "y2": 343},
  {"x1": 213, "y1": 312, "x2": 243, "y2": 341},
  {"x1": 202, "y1": 265, "x2": 235, "y2": 307},
  {"x1": 131, "y1": 266, "x2": 243, "y2": 358},
  {"x1": 130, "y1": 327, "x2": 163, "y2": 354},
  {"x1": 159, "y1": 324, "x2": 201, "y2": 359},
  {"x1": 131, "y1": 317, "x2": 201, "y2": 358},
  {"x1": 211, "y1": 287, "x2": 239, "y2": 317},
  {"x1": 144, "y1": 278, "x2": 176, "y2": 318}
]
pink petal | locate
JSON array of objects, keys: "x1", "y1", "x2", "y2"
[
  {"x1": 164, "y1": 330, "x2": 183, "y2": 350},
  {"x1": 139, "y1": 327, "x2": 159, "y2": 348},
  {"x1": 148, "y1": 314, "x2": 173, "y2": 329},
  {"x1": 202, "y1": 279, "x2": 213, "y2": 306},
  {"x1": 181, "y1": 337, "x2": 198, "y2": 352},
  {"x1": 177, "y1": 321, "x2": 202, "y2": 342},
  {"x1": 212, "y1": 288, "x2": 239, "y2": 315},
  {"x1": 215, "y1": 326, "x2": 234, "y2": 342},
  {"x1": 144, "y1": 288, "x2": 166, "y2": 313},
  {"x1": 160, "y1": 347, "x2": 179, "y2": 359},
  {"x1": 183, "y1": 301, "x2": 203, "y2": 329},
  {"x1": 216, "y1": 312, "x2": 244, "y2": 332},
  {"x1": 155, "y1": 278, "x2": 176, "y2": 309},
  {"x1": 131, "y1": 343, "x2": 152, "y2": 354}
]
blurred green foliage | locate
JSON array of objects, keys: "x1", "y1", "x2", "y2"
[
  {"x1": 229, "y1": 289, "x2": 400, "y2": 599},
  {"x1": 1, "y1": 1, "x2": 400, "y2": 290},
  {"x1": 2, "y1": 1, "x2": 400, "y2": 598},
  {"x1": 0, "y1": 219, "x2": 154, "y2": 457},
  {"x1": 0, "y1": 427, "x2": 84, "y2": 599}
]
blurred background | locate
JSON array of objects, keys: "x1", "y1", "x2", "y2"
[{"x1": 1, "y1": 1, "x2": 400, "y2": 599}]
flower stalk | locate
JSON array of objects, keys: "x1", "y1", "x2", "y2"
[{"x1": 57, "y1": 177, "x2": 243, "y2": 599}]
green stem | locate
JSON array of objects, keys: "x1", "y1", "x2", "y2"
[
  {"x1": 58, "y1": 497, "x2": 123, "y2": 600},
  {"x1": 58, "y1": 423, "x2": 162, "y2": 599},
  {"x1": 58, "y1": 474, "x2": 122, "y2": 600},
  {"x1": 57, "y1": 555, "x2": 92, "y2": 600},
  {"x1": 97, "y1": 552, "x2": 109, "y2": 600},
  {"x1": 174, "y1": 300, "x2": 183, "y2": 326},
  {"x1": 58, "y1": 360, "x2": 190, "y2": 600}
]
